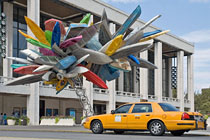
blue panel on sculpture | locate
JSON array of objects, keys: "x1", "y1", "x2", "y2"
[
  {"x1": 128, "y1": 55, "x2": 140, "y2": 65},
  {"x1": 113, "y1": 5, "x2": 141, "y2": 38},
  {"x1": 51, "y1": 22, "x2": 61, "y2": 47},
  {"x1": 142, "y1": 30, "x2": 162, "y2": 38},
  {"x1": 56, "y1": 55, "x2": 77, "y2": 70}
]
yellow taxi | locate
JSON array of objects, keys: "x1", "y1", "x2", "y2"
[{"x1": 83, "y1": 102, "x2": 206, "y2": 136}]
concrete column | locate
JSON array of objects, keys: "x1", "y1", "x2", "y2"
[
  {"x1": 168, "y1": 58, "x2": 172, "y2": 98},
  {"x1": 177, "y1": 51, "x2": 184, "y2": 111},
  {"x1": 83, "y1": 14, "x2": 94, "y2": 116},
  {"x1": 154, "y1": 42, "x2": 162, "y2": 102},
  {"x1": 26, "y1": 0, "x2": 40, "y2": 125},
  {"x1": 118, "y1": 71, "x2": 124, "y2": 91},
  {"x1": 133, "y1": 67, "x2": 138, "y2": 93},
  {"x1": 83, "y1": 78, "x2": 93, "y2": 109},
  {"x1": 3, "y1": 2, "x2": 13, "y2": 78},
  {"x1": 187, "y1": 55, "x2": 194, "y2": 112},
  {"x1": 140, "y1": 50, "x2": 148, "y2": 100},
  {"x1": 162, "y1": 59, "x2": 166, "y2": 97},
  {"x1": 106, "y1": 22, "x2": 116, "y2": 113}
]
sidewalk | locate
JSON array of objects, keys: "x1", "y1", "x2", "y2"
[{"x1": 0, "y1": 125, "x2": 210, "y2": 136}]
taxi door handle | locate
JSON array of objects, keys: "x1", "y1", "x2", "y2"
[
  {"x1": 146, "y1": 114, "x2": 150, "y2": 116},
  {"x1": 123, "y1": 115, "x2": 127, "y2": 117}
]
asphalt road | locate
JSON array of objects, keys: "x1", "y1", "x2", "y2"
[{"x1": 0, "y1": 130, "x2": 209, "y2": 140}]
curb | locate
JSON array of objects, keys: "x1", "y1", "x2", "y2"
[
  {"x1": 0, "y1": 129, "x2": 91, "y2": 133},
  {"x1": 0, "y1": 129, "x2": 210, "y2": 136}
]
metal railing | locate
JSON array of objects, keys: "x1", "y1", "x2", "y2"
[
  {"x1": 162, "y1": 97, "x2": 180, "y2": 102},
  {"x1": 116, "y1": 91, "x2": 140, "y2": 98},
  {"x1": 93, "y1": 88, "x2": 109, "y2": 94},
  {"x1": 148, "y1": 95, "x2": 157, "y2": 100}
]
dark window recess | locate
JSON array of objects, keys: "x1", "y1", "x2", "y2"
[
  {"x1": 115, "y1": 104, "x2": 132, "y2": 114},
  {"x1": 158, "y1": 103, "x2": 179, "y2": 112},
  {"x1": 132, "y1": 104, "x2": 152, "y2": 113}
]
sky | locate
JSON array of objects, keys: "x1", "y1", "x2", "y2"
[{"x1": 102, "y1": 0, "x2": 210, "y2": 92}]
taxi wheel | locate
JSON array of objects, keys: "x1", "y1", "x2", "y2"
[
  {"x1": 114, "y1": 130, "x2": 124, "y2": 134},
  {"x1": 170, "y1": 130, "x2": 185, "y2": 136},
  {"x1": 91, "y1": 120, "x2": 103, "y2": 134},
  {"x1": 149, "y1": 120, "x2": 165, "y2": 136}
]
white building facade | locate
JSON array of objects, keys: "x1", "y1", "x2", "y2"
[{"x1": 0, "y1": 0, "x2": 194, "y2": 125}]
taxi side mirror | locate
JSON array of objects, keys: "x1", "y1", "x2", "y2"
[{"x1": 111, "y1": 110, "x2": 115, "y2": 114}]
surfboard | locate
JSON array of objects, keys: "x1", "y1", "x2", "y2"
[
  {"x1": 24, "y1": 16, "x2": 50, "y2": 46},
  {"x1": 55, "y1": 55, "x2": 77, "y2": 70},
  {"x1": 51, "y1": 22, "x2": 61, "y2": 47},
  {"x1": 67, "y1": 54, "x2": 89, "y2": 72},
  {"x1": 100, "y1": 35, "x2": 124, "y2": 56},
  {"x1": 52, "y1": 43, "x2": 67, "y2": 57},
  {"x1": 44, "y1": 18, "x2": 66, "y2": 35},
  {"x1": 45, "y1": 30, "x2": 52, "y2": 45},
  {"x1": 56, "y1": 78, "x2": 68, "y2": 94},
  {"x1": 5, "y1": 74, "x2": 44, "y2": 86},
  {"x1": 80, "y1": 13, "x2": 91, "y2": 24},
  {"x1": 139, "y1": 30, "x2": 170, "y2": 42},
  {"x1": 86, "y1": 34, "x2": 103, "y2": 51},
  {"x1": 39, "y1": 48, "x2": 58, "y2": 56},
  {"x1": 79, "y1": 64, "x2": 108, "y2": 89},
  {"x1": 20, "y1": 49, "x2": 41, "y2": 60},
  {"x1": 110, "y1": 58, "x2": 132, "y2": 72},
  {"x1": 128, "y1": 55, "x2": 140, "y2": 65},
  {"x1": 44, "y1": 78, "x2": 59, "y2": 85},
  {"x1": 111, "y1": 40, "x2": 153, "y2": 59},
  {"x1": 11, "y1": 64, "x2": 28, "y2": 69},
  {"x1": 64, "y1": 23, "x2": 88, "y2": 40},
  {"x1": 142, "y1": 30, "x2": 162, "y2": 38},
  {"x1": 7, "y1": 57, "x2": 32, "y2": 64},
  {"x1": 99, "y1": 9, "x2": 112, "y2": 46},
  {"x1": 42, "y1": 71, "x2": 56, "y2": 81},
  {"x1": 72, "y1": 47, "x2": 113, "y2": 65},
  {"x1": 34, "y1": 56, "x2": 61, "y2": 65},
  {"x1": 18, "y1": 30, "x2": 39, "y2": 41},
  {"x1": 112, "y1": 5, "x2": 141, "y2": 38},
  {"x1": 26, "y1": 38, "x2": 51, "y2": 50},
  {"x1": 96, "y1": 64, "x2": 120, "y2": 82},
  {"x1": 60, "y1": 35, "x2": 82, "y2": 49},
  {"x1": 33, "y1": 65, "x2": 54, "y2": 73},
  {"x1": 66, "y1": 21, "x2": 103, "y2": 54},
  {"x1": 14, "y1": 65, "x2": 47, "y2": 75},
  {"x1": 124, "y1": 15, "x2": 161, "y2": 45},
  {"x1": 129, "y1": 57, "x2": 158, "y2": 69},
  {"x1": 65, "y1": 66, "x2": 89, "y2": 78}
]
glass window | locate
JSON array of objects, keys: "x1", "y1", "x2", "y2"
[
  {"x1": 115, "y1": 104, "x2": 132, "y2": 114},
  {"x1": 46, "y1": 108, "x2": 52, "y2": 116},
  {"x1": 132, "y1": 104, "x2": 152, "y2": 113},
  {"x1": 158, "y1": 103, "x2": 179, "y2": 112},
  {"x1": 53, "y1": 109, "x2": 58, "y2": 116}
]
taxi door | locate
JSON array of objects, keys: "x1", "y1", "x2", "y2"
[
  {"x1": 105, "y1": 104, "x2": 133, "y2": 129},
  {"x1": 127, "y1": 103, "x2": 153, "y2": 130}
]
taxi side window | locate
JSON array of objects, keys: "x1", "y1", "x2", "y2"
[
  {"x1": 115, "y1": 104, "x2": 132, "y2": 114},
  {"x1": 132, "y1": 104, "x2": 152, "y2": 113}
]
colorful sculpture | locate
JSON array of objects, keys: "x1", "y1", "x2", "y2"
[{"x1": 5, "y1": 5, "x2": 169, "y2": 94}]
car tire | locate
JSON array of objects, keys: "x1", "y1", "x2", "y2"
[
  {"x1": 170, "y1": 130, "x2": 185, "y2": 136},
  {"x1": 91, "y1": 120, "x2": 103, "y2": 134},
  {"x1": 114, "y1": 130, "x2": 124, "y2": 134},
  {"x1": 149, "y1": 120, "x2": 165, "y2": 136}
]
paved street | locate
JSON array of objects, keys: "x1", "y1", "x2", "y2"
[{"x1": 0, "y1": 126, "x2": 209, "y2": 140}]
